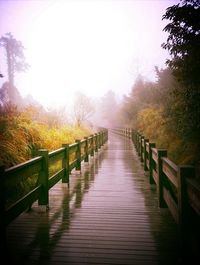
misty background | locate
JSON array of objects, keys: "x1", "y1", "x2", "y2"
[{"x1": 0, "y1": 0, "x2": 179, "y2": 125}]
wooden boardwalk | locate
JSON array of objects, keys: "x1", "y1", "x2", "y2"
[{"x1": 6, "y1": 132, "x2": 181, "y2": 265}]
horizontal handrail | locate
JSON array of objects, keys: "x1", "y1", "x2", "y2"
[
  {"x1": 0, "y1": 129, "x2": 108, "y2": 227},
  {"x1": 5, "y1": 156, "x2": 43, "y2": 181},
  {"x1": 162, "y1": 157, "x2": 178, "y2": 188},
  {"x1": 49, "y1": 147, "x2": 65, "y2": 159},
  {"x1": 112, "y1": 127, "x2": 199, "y2": 254}
]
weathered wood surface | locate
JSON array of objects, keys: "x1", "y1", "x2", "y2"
[{"x1": 6, "y1": 132, "x2": 181, "y2": 265}]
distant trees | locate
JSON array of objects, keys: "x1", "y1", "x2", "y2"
[
  {"x1": 72, "y1": 92, "x2": 94, "y2": 127},
  {"x1": 119, "y1": 68, "x2": 199, "y2": 165},
  {"x1": 0, "y1": 32, "x2": 29, "y2": 86},
  {"x1": 119, "y1": 0, "x2": 200, "y2": 165},
  {"x1": 0, "y1": 81, "x2": 23, "y2": 106},
  {"x1": 100, "y1": 90, "x2": 119, "y2": 127},
  {"x1": 120, "y1": 76, "x2": 160, "y2": 127},
  {"x1": 0, "y1": 33, "x2": 29, "y2": 106}
]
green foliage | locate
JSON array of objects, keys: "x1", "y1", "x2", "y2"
[
  {"x1": 137, "y1": 107, "x2": 166, "y2": 146},
  {"x1": 137, "y1": 105, "x2": 200, "y2": 165},
  {"x1": 119, "y1": 66, "x2": 200, "y2": 166},
  {"x1": 119, "y1": 1, "x2": 200, "y2": 167},
  {"x1": 162, "y1": 0, "x2": 200, "y2": 141},
  {"x1": 120, "y1": 77, "x2": 157, "y2": 127},
  {"x1": 162, "y1": 0, "x2": 200, "y2": 87}
]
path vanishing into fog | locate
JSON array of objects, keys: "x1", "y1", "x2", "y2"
[{"x1": 6, "y1": 132, "x2": 180, "y2": 265}]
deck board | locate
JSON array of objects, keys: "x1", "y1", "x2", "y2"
[{"x1": 6, "y1": 132, "x2": 181, "y2": 265}]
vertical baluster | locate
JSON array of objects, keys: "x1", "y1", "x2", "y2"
[
  {"x1": 38, "y1": 149, "x2": 49, "y2": 209},
  {"x1": 75, "y1": 140, "x2": 81, "y2": 171},
  {"x1": 62, "y1": 144, "x2": 70, "y2": 184},
  {"x1": 157, "y1": 149, "x2": 167, "y2": 208}
]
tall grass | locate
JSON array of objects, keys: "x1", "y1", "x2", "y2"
[{"x1": 0, "y1": 105, "x2": 92, "y2": 168}]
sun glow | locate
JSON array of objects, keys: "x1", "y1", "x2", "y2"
[
  {"x1": 0, "y1": 0, "x2": 174, "y2": 108},
  {"x1": 20, "y1": 1, "x2": 135, "y2": 108}
]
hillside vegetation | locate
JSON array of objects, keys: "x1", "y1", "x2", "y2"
[
  {"x1": 0, "y1": 105, "x2": 92, "y2": 168},
  {"x1": 119, "y1": 67, "x2": 199, "y2": 169},
  {"x1": 119, "y1": 0, "x2": 200, "y2": 172}
]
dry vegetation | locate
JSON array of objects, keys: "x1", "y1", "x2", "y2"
[{"x1": 0, "y1": 105, "x2": 92, "y2": 168}]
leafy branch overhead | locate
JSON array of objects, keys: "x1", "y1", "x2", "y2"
[{"x1": 161, "y1": 0, "x2": 200, "y2": 87}]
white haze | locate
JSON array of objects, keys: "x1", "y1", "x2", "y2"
[{"x1": 0, "y1": 0, "x2": 179, "y2": 108}]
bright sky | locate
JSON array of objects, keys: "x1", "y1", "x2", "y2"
[{"x1": 0, "y1": 0, "x2": 179, "y2": 108}]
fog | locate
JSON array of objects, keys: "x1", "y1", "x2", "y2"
[{"x1": 0, "y1": 0, "x2": 180, "y2": 109}]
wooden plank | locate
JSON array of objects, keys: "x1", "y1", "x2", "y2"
[
  {"x1": 186, "y1": 178, "x2": 200, "y2": 216},
  {"x1": 141, "y1": 138, "x2": 145, "y2": 147},
  {"x1": 152, "y1": 169, "x2": 158, "y2": 184},
  {"x1": 146, "y1": 158, "x2": 149, "y2": 170},
  {"x1": 162, "y1": 158, "x2": 178, "y2": 188},
  {"x1": 5, "y1": 132, "x2": 181, "y2": 265},
  {"x1": 163, "y1": 187, "x2": 178, "y2": 223},
  {"x1": 152, "y1": 148, "x2": 158, "y2": 164},
  {"x1": 146, "y1": 142, "x2": 150, "y2": 153}
]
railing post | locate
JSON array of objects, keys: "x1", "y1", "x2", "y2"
[
  {"x1": 102, "y1": 131, "x2": 105, "y2": 145},
  {"x1": 131, "y1": 129, "x2": 135, "y2": 143},
  {"x1": 84, "y1": 137, "x2": 89, "y2": 162},
  {"x1": 101, "y1": 131, "x2": 104, "y2": 146},
  {"x1": 129, "y1": 128, "x2": 131, "y2": 139},
  {"x1": 140, "y1": 136, "x2": 144, "y2": 162},
  {"x1": 99, "y1": 132, "x2": 102, "y2": 148},
  {"x1": 38, "y1": 149, "x2": 49, "y2": 208},
  {"x1": 0, "y1": 165, "x2": 6, "y2": 254},
  {"x1": 98, "y1": 132, "x2": 100, "y2": 150},
  {"x1": 95, "y1": 133, "x2": 98, "y2": 152},
  {"x1": 149, "y1": 143, "x2": 156, "y2": 184},
  {"x1": 62, "y1": 144, "x2": 70, "y2": 184},
  {"x1": 157, "y1": 149, "x2": 167, "y2": 208},
  {"x1": 177, "y1": 166, "x2": 195, "y2": 245},
  {"x1": 98, "y1": 132, "x2": 101, "y2": 149},
  {"x1": 137, "y1": 133, "x2": 141, "y2": 154},
  {"x1": 75, "y1": 140, "x2": 81, "y2": 171},
  {"x1": 90, "y1": 135, "x2": 94, "y2": 157},
  {"x1": 105, "y1": 130, "x2": 108, "y2": 142},
  {"x1": 143, "y1": 139, "x2": 149, "y2": 171},
  {"x1": 136, "y1": 133, "x2": 139, "y2": 153}
]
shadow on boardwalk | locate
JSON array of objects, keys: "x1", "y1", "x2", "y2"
[{"x1": 6, "y1": 132, "x2": 183, "y2": 265}]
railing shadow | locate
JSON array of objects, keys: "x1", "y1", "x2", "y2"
[
  {"x1": 112, "y1": 133, "x2": 181, "y2": 265},
  {"x1": 6, "y1": 145, "x2": 107, "y2": 265}
]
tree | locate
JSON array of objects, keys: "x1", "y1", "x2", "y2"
[
  {"x1": 162, "y1": 0, "x2": 200, "y2": 87},
  {"x1": 162, "y1": 0, "x2": 200, "y2": 140},
  {"x1": 72, "y1": 92, "x2": 94, "y2": 127},
  {"x1": 0, "y1": 81, "x2": 23, "y2": 106},
  {"x1": 0, "y1": 32, "x2": 29, "y2": 86},
  {"x1": 100, "y1": 90, "x2": 119, "y2": 128}
]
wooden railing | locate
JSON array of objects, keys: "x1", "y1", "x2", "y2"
[
  {"x1": 0, "y1": 130, "x2": 108, "y2": 229},
  {"x1": 112, "y1": 128, "x2": 200, "y2": 255}
]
